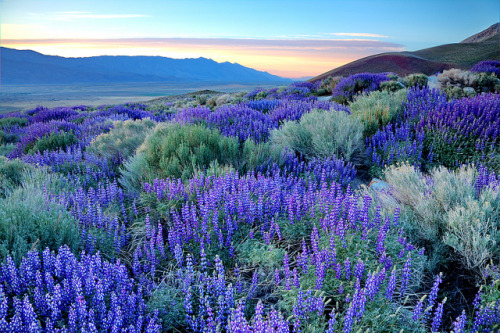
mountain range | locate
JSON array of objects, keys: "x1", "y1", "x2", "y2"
[
  {"x1": 310, "y1": 22, "x2": 499, "y2": 81},
  {"x1": 0, "y1": 47, "x2": 290, "y2": 85}
]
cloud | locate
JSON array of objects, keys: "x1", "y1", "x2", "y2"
[
  {"x1": 52, "y1": 12, "x2": 149, "y2": 21},
  {"x1": 327, "y1": 33, "x2": 390, "y2": 38},
  {"x1": 3, "y1": 37, "x2": 402, "y2": 50}
]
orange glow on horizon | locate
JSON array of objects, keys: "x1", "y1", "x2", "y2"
[{"x1": 1, "y1": 38, "x2": 402, "y2": 78}]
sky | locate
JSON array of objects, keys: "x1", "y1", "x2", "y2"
[{"x1": 1, "y1": 0, "x2": 499, "y2": 78}]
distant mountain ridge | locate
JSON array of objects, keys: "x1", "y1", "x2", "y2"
[
  {"x1": 0, "y1": 47, "x2": 291, "y2": 85},
  {"x1": 310, "y1": 22, "x2": 500, "y2": 82}
]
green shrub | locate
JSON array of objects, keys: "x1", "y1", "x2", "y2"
[
  {"x1": 379, "y1": 80, "x2": 405, "y2": 92},
  {"x1": 0, "y1": 157, "x2": 34, "y2": 197},
  {"x1": 237, "y1": 239, "x2": 285, "y2": 272},
  {"x1": 0, "y1": 169, "x2": 81, "y2": 264},
  {"x1": 145, "y1": 123, "x2": 240, "y2": 180},
  {"x1": 475, "y1": 72, "x2": 500, "y2": 93},
  {"x1": 319, "y1": 76, "x2": 342, "y2": 95},
  {"x1": 147, "y1": 275, "x2": 186, "y2": 331},
  {"x1": 196, "y1": 94, "x2": 209, "y2": 105},
  {"x1": 0, "y1": 144, "x2": 16, "y2": 157},
  {"x1": 270, "y1": 109, "x2": 364, "y2": 165},
  {"x1": 350, "y1": 90, "x2": 407, "y2": 137},
  {"x1": 0, "y1": 117, "x2": 27, "y2": 129},
  {"x1": 403, "y1": 73, "x2": 428, "y2": 88},
  {"x1": 371, "y1": 163, "x2": 500, "y2": 277},
  {"x1": 28, "y1": 131, "x2": 78, "y2": 154},
  {"x1": 442, "y1": 86, "x2": 476, "y2": 100},
  {"x1": 0, "y1": 130, "x2": 19, "y2": 144},
  {"x1": 87, "y1": 118, "x2": 156, "y2": 161}
]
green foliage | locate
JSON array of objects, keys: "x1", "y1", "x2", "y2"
[
  {"x1": 350, "y1": 90, "x2": 407, "y2": 137},
  {"x1": 147, "y1": 276, "x2": 186, "y2": 331},
  {"x1": 0, "y1": 144, "x2": 16, "y2": 157},
  {"x1": 442, "y1": 86, "x2": 476, "y2": 100},
  {"x1": 0, "y1": 169, "x2": 81, "y2": 264},
  {"x1": 28, "y1": 131, "x2": 78, "y2": 154},
  {"x1": 277, "y1": 219, "x2": 426, "y2": 332},
  {"x1": 196, "y1": 94, "x2": 209, "y2": 105},
  {"x1": 270, "y1": 109, "x2": 364, "y2": 165},
  {"x1": 319, "y1": 76, "x2": 342, "y2": 95},
  {"x1": 403, "y1": 74, "x2": 428, "y2": 88},
  {"x1": 379, "y1": 80, "x2": 405, "y2": 92},
  {"x1": 475, "y1": 72, "x2": 500, "y2": 93},
  {"x1": 87, "y1": 118, "x2": 156, "y2": 161},
  {"x1": 0, "y1": 130, "x2": 19, "y2": 144},
  {"x1": 0, "y1": 117, "x2": 27, "y2": 129},
  {"x1": 237, "y1": 239, "x2": 285, "y2": 271},
  {"x1": 120, "y1": 123, "x2": 276, "y2": 194},
  {"x1": 119, "y1": 153, "x2": 155, "y2": 194},
  {"x1": 0, "y1": 157, "x2": 34, "y2": 197},
  {"x1": 372, "y1": 163, "x2": 500, "y2": 277},
  {"x1": 144, "y1": 123, "x2": 240, "y2": 180}
]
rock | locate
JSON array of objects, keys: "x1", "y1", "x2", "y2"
[
  {"x1": 368, "y1": 178, "x2": 390, "y2": 191},
  {"x1": 463, "y1": 87, "x2": 475, "y2": 94}
]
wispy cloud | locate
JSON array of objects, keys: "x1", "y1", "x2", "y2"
[
  {"x1": 3, "y1": 37, "x2": 402, "y2": 50},
  {"x1": 327, "y1": 32, "x2": 390, "y2": 38},
  {"x1": 52, "y1": 12, "x2": 149, "y2": 21}
]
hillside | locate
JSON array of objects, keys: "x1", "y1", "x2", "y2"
[
  {"x1": 310, "y1": 22, "x2": 499, "y2": 82},
  {"x1": 0, "y1": 47, "x2": 290, "y2": 85},
  {"x1": 461, "y1": 22, "x2": 499, "y2": 43}
]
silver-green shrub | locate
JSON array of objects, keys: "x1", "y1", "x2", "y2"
[
  {"x1": 270, "y1": 109, "x2": 364, "y2": 165},
  {"x1": 87, "y1": 118, "x2": 156, "y2": 161},
  {"x1": 350, "y1": 90, "x2": 407, "y2": 136},
  {"x1": 0, "y1": 168, "x2": 81, "y2": 263},
  {"x1": 371, "y1": 163, "x2": 499, "y2": 276}
]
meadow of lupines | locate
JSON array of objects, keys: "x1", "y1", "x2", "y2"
[{"x1": 0, "y1": 60, "x2": 499, "y2": 332}]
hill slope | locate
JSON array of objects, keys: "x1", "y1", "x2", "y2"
[
  {"x1": 310, "y1": 23, "x2": 499, "y2": 82},
  {"x1": 0, "y1": 47, "x2": 290, "y2": 85}
]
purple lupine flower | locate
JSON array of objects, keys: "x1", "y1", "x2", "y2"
[
  {"x1": 452, "y1": 310, "x2": 467, "y2": 333},
  {"x1": 400, "y1": 255, "x2": 412, "y2": 298},
  {"x1": 386, "y1": 268, "x2": 397, "y2": 300},
  {"x1": 431, "y1": 299, "x2": 445, "y2": 332},
  {"x1": 344, "y1": 258, "x2": 351, "y2": 280},
  {"x1": 412, "y1": 296, "x2": 425, "y2": 321}
]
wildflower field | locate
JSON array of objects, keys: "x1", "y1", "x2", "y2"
[{"x1": 0, "y1": 61, "x2": 499, "y2": 332}]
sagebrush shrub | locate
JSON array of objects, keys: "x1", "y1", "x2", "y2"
[
  {"x1": 120, "y1": 123, "x2": 275, "y2": 192},
  {"x1": 270, "y1": 109, "x2": 364, "y2": 165},
  {"x1": 372, "y1": 163, "x2": 500, "y2": 276},
  {"x1": 437, "y1": 69, "x2": 478, "y2": 90},
  {"x1": 28, "y1": 131, "x2": 78, "y2": 154},
  {"x1": 0, "y1": 157, "x2": 33, "y2": 197},
  {"x1": 87, "y1": 118, "x2": 156, "y2": 161},
  {"x1": 403, "y1": 74, "x2": 428, "y2": 88},
  {"x1": 379, "y1": 80, "x2": 405, "y2": 92},
  {"x1": 350, "y1": 89, "x2": 407, "y2": 137},
  {"x1": 0, "y1": 117, "x2": 27, "y2": 129},
  {"x1": 0, "y1": 169, "x2": 81, "y2": 263}
]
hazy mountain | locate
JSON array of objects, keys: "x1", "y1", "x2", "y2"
[
  {"x1": 1, "y1": 47, "x2": 291, "y2": 85},
  {"x1": 310, "y1": 22, "x2": 499, "y2": 81}
]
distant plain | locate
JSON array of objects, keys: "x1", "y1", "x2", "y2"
[{"x1": 0, "y1": 82, "x2": 276, "y2": 113}]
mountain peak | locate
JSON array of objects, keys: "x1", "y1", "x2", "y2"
[{"x1": 461, "y1": 22, "x2": 499, "y2": 43}]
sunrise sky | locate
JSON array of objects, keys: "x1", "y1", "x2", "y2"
[{"x1": 1, "y1": 0, "x2": 498, "y2": 78}]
